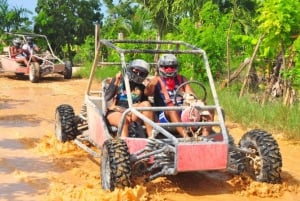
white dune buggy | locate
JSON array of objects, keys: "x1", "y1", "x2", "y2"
[
  {"x1": 0, "y1": 32, "x2": 72, "y2": 83},
  {"x1": 54, "y1": 39, "x2": 282, "y2": 191}
]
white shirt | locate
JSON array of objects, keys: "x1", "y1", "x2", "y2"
[{"x1": 22, "y1": 43, "x2": 38, "y2": 55}]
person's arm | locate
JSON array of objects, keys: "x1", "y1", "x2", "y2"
[
  {"x1": 104, "y1": 72, "x2": 122, "y2": 101},
  {"x1": 181, "y1": 76, "x2": 193, "y2": 93},
  {"x1": 144, "y1": 76, "x2": 159, "y2": 96},
  {"x1": 33, "y1": 44, "x2": 40, "y2": 52},
  {"x1": 137, "y1": 84, "x2": 148, "y2": 102},
  {"x1": 10, "y1": 47, "x2": 23, "y2": 58},
  {"x1": 10, "y1": 46, "x2": 16, "y2": 58}
]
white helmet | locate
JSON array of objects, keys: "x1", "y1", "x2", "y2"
[
  {"x1": 158, "y1": 54, "x2": 178, "y2": 78},
  {"x1": 127, "y1": 59, "x2": 150, "y2": 84},
  {"x1": 13, "y1": 38, "x2": 21, "y2": 47}
]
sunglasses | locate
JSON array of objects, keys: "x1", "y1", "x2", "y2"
[
  {"x1": 162, "y1": 66, "x2": 176, "y2": 69},
  {"x1": 132, "y1": 68, "x2": 148, "y2": 77}
]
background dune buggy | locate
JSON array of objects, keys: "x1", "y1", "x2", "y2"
[
  {"x1": 0, "y1": 32, "x2": 72, "y2": 83},
  {"x1": 54, "y1": 39, "x2": 282, "y2": 191}
]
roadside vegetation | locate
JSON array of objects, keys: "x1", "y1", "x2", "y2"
[
  {"x1": 218, "y1": 88, "x2": 300, "y2": 139},
  {"x1": 0, "y1": 0, "x2": 299, "y2": 139}
]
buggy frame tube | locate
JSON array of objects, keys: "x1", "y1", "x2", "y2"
[{"x1": 97, "y1": 39, "x2": 229, "y2": 143}]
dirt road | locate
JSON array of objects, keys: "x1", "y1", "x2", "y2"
[{"x1": 0, "y1": 74, "x2": 299, "y2": 201}]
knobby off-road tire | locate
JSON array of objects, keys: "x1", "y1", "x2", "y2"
[
  {"x1": 239, "y1": 129, "x2": 282, "y2": 183},
  {"x1": 29, "y1": 62, "x2": 40, "y2": 83},
  {"x1": 64, "y1": 61, "x2": 72, "y2": 79},
  {"x1": 227, "y1": 133, "x2": 246, "y2": 174},
  {"x1": 55, "y1": 104, "x2": 78, "y2": 142},
  {"x1": 101, "y1": 138, "x2": 132, "y2": 191}
]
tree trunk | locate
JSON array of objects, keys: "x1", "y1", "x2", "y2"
[
  {"x1": 239, "y1": 34, "x2": 264, "y2": 97},
  {"x1": 262, "y1": 52, "x2": 283, "y2": 104},
  {"x1": 226, "y1": 0, "x2": 237, "y2": 88},
  {"x1": 221, "y1": 58, "x2": 250, "y2": 88},
  {"x1": 280, "y1": 41, "x2": 287, "y2": 102},
  {"x1": 283, "y1": 45, "x2": 297, "y2": 106}
]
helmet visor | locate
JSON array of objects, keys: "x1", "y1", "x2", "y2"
[
  {"x1": 132, "y1": 68, "x2": 148, "y2": 78},
  {"x1": 162, "y1": 65, "x2": 177, "y2": 73}
]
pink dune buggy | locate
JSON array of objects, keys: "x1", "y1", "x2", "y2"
[
  {"x1": 54, "y1": 39, "x2": 282, "y2": 191},
  {"x1": 0, "y1": 32, "x2": 72, "y2": 83}
]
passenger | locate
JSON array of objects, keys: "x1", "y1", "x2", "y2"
[
  {"x1": 22, "y1": 36, "x2": 40, "y2": 62},
  {"x1": 10, "y1": 38, "x2": 29, "y2": 67},
  {"x1": 145, "y1": 54, "x2": 214, "y2": 137},
  {"x1": 105, "y1": 59, "x2": 154, "y2": 137}
]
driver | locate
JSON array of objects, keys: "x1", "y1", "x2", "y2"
[{"x1": 145, "y1": 54, "x2": 214, "y2": 137}]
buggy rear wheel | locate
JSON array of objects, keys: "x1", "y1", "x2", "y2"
[
  {"x1": 55, "y1": 104, "x2": 78, "y2": 142},
  {"x1": 239, "y1": 129, "x2": 282, "y2": 183},
  {"x1": 101, "y1": 138, "x2": 132, "y2": 191},
  {"x1": 29, "y1": 62, "x2": 40, "y2": 83}
]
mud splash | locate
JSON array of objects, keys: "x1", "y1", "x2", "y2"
[
  {"x1": 26, "y1": 133, "x2": 299, "y2": 201},
  {"x1": 228, "y1": 175, "x2": 299, "y2": 198}
]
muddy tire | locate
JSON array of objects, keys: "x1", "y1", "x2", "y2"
[
  {"x1": 101, "y1": 138, "x2": 131, "y2": 191},
  {"x1": 29, "y1": 62, "x2": 40, "y2": 83},
  {"x1": 64, "y1": 61, "x2": 72, "y2": 79},
  {"x1": 227, "y1": 132, "x2": 246, "y2": 174},
  {"x1": 55, "y1": 104, "x2": 78, "y2": 142},
  {"x1": 239, "y1": 129, "x2": 282, "y2": 183}
]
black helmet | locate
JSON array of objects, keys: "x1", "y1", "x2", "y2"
[
  {"x1": 26, "y1": 36, "x2": 33, "y2": 45},
  {"x1": 127, "y1": 59, "x2": 150, "y2": 84},
  {"x1": 158, "y1": 54, "x2": 178, "y2": 78}
]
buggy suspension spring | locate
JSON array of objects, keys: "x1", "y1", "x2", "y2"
[{"x1": 145, "y1": 138, "x2": 175, "y2": 171}]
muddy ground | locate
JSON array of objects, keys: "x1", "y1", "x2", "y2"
[{"x1": 0, "y1": 73, "x2": 299, "y2": 201}]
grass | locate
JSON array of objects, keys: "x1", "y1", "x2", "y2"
[
  {"x1": 218, "y1": 88, "x2": 300, "y2": 140},
  {"x1": 73, "y1": 62, "x2": 120, "y2": 80}
]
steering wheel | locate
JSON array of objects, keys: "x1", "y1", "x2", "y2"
[{"x1": 174, "y1": 80, "x2": 207, "y2": 106}]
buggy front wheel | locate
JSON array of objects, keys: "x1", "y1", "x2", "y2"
[
  {"x1": 55, "y1": 104, "x2": 78, "y2": 142},
  {"x1": 239, "y1": 129, "x2": 282, "y2": 183},
  {"x1": 29, "y1": 62, "x2": 40, "y2": 83},
  {"x1": 101, "y1": 138, "x2": 132, "y2": 191}
]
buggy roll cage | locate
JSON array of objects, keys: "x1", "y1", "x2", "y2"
[
  {"x1": 5, "y1": 32, "x2": 64, "y2": 63},
  {"x1": 86, "y1": 39, "x2": 228, "y2": 143}
]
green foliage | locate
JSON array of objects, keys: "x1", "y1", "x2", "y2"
[
  {"x1": 0, "y1": 0, "x2": 32, "y2": 32},
  {"x1": 256, "y1": 0, "x2": 300, "y2": 91},
  {"x1": 292, "y1": 37, "x2": 300, "y2": 87},
  {"x1": 34, "y1": 0, "x2": 103, "y2": 60},
  {"x1": 257, "y1": 0, "x2": 300, "y2": 44},
  {"x1": 136, "y1": 0, "x2": 181, "y2": 39},
  {"x1": 72, "y1": 36, "x2": 95, "y2": 64},
  {"x1": 164, "y1": 2, "x2": 229, "y2": 80}
]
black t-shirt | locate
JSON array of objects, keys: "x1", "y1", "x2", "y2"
[{"x1": 104, "y1": 77, "x2": 147, "y2": 108}]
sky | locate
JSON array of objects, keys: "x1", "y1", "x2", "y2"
[{"x1": 7, "y1": 0, "x2": 37, "y2": 15}]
